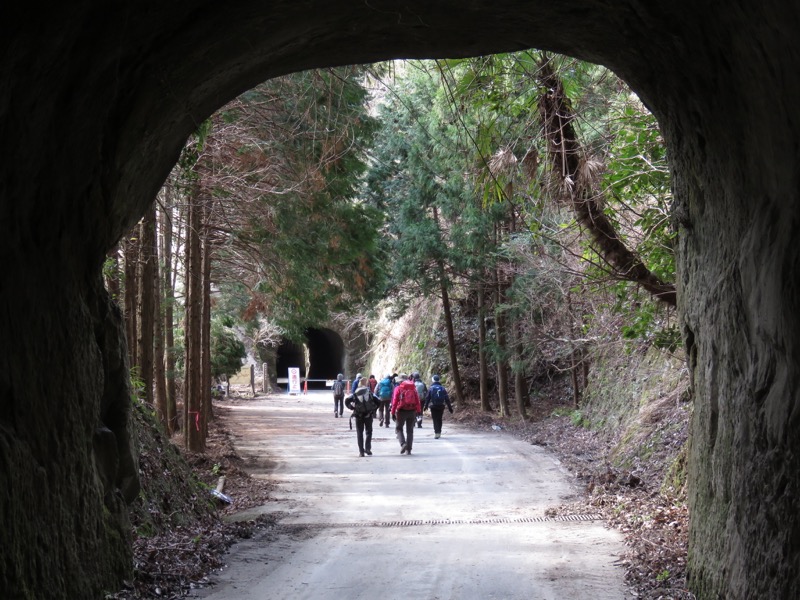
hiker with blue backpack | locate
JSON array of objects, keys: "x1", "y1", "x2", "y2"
[
  {"x1": 423, "y1": 374, "x2": 453, "y2": 439},
  {"x1": 376, "y1": 374, "x2": 394, "y2": 428}
]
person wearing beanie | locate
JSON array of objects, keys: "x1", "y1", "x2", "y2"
[
  {"x1": 332, "y1": 373, "x2": 346, "y2": 418},
  {"x1": 423, "y1": 374, "x2": 453, "y2": 439}
]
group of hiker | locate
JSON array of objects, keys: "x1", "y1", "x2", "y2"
[{"x1": 331, "y1": 371, "x2": 454, "y2": 457}]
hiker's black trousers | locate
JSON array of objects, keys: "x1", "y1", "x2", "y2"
[{"x1": 355, "y1": 416, "x2": 373, "y2": 454}]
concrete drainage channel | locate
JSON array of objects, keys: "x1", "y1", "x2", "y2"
[{"x1": 279, "y1": 514, "x2": 603, "y2": 530}]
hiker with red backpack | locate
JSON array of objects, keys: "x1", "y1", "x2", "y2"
[
  {"x1": 423, "y1": 374, "x2": 453, "y2": 439},
  {"x1": 391, "y1": 373, "x2": 421, "y2": 455}
]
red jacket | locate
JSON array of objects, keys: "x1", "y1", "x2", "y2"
[{"x1": 391, "y1": 380, "x2": 421, "y2": 415}]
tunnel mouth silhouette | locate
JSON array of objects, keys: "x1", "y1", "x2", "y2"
[{"x1": 275, "y1": 327, "x2": 345, "y2": 390}]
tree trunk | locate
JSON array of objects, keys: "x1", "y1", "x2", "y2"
[
  {"x1": 432, "y1": 206, "x2": 464, "y2": 405},
  {"x1": 568, "y1": 290, "x2": 581, "y2": 408},
  {"x1": 439, "y1": 266, "x2": 463, "y2": 406},
  {"x1": 184, "y1": 183, "x2": 204, "y2": 452},
  {"x1": 536, "y1": 57, "x2": 676, "y2": 307},
  {"x1": 201, "y1": 198, "x2": 213, "y2": 432},
  {"x1": 137, "y1": 205, "x2": 157, "y2": 407},
  {"x1": 494, "y1": 263, "x2": 510, "y2": 417},
  {"x1": 513, "y1": 322, "x2": 528, "y2": 419},
  {"x1": 123, "y1": 229, "x2": 140, "y2": 370},
  {"x1": 153, "y1": 211, "x2": 168, "y2": 427},
  {"x1": 161, "y1": 197, "x2": 178, "y2": 434},
  {"x1": 477, "y1": 280, "x2": 491, "y2": 412}
]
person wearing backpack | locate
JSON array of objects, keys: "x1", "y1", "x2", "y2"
[
  {"x1": 332, "y1": 373, "x2": 346, "y2": 418},
  {"x1": 391, "y1": 373, "x2": 421, "y2": 455},
  {"x1": 368, "y1": 374, "x2": 378, "y2": 394},
  {"x1": 376, "y1": 373, "x2": 394, "y2": 427},
  {"x1": 423, "y1": 374, "x2": 453, "y2": 439},
  {"x1": 345, "y1": 377, "x2": 379, "y2": 457},
  {"x1": 351, "y1": 372, "x2": 362, "y2": 395},
  {"x1": 412, "y1": 371, "x2": 427, "y2": 429}
]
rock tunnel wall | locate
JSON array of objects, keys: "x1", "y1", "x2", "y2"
[
  {"x1": 275, "y1": 327, "x2": 351, "y2": 390},
  {"x1": 1, "y1": 2, "x2": 798, "y2": 599}
]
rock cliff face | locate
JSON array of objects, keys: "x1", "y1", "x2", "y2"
[{"x1": 1, "y1": 2, "x2": 798, "y2": 598}]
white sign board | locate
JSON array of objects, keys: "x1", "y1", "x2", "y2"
[{"x1": 287, "y1": 367, "x2": 301, "y2": 394}]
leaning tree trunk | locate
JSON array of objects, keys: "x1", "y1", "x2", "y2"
[{"x1": 536, "y1": 57, "x2": 676, "y2": 307}]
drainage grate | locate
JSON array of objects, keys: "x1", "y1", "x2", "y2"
[{"x1": 287, "y1": 514, "x2": 603, "y2": 529}]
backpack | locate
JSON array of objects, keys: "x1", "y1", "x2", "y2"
[
  {"x1": 351, "y1": 390, "x2": 378, "y2": 417},
  {"x1": 377, "y1": 378, "x2": 393, "y2": 400},
  {"x1": 414, "y1": 380, "x2": 427, "y2": 399},
  {"x1": 396, "y1": 384, "x2": 418, "y2": 411},
  {"x1": 332, "y1": 379, "x2": 345, "y2": 397},
  {"x1": 428, "y1": 383, "x2": 448, "y2": 407}
]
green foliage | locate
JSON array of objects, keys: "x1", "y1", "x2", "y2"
[
  {"x1": 198, "y1": 66, "x2": 385, "y2": 338},
  {"x1": 129, "y1": 366, "x2": 145, "y2": 402},
  {"x1": 210, "y1": 318, "x2": 246, "y2": 380},
  {"x1": 365, "y1": 61, "x2": 505, "y2": 316}
]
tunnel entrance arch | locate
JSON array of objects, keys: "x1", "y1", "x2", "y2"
[{"x1": 275, "y1": 327, "x2": 345, "y2": 390}]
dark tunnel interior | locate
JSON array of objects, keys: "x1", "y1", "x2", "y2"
[{"x1": 275, "y1": 328, "x2": 345, "y2": 390}]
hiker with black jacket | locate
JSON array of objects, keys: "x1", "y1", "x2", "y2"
[
  {"x1": 423, "y1": 374, "x2": 453, "y2": 439},
  {"x1": 345, "y1": 377, "x2": 379, "y2": 457},
  {"x1": 332, "y1": 373, "x2": 346, "y2": 418}
]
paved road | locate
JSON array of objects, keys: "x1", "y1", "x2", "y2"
[{"x1": 192, "y1": 390, "x2": 627, "y2": 599}]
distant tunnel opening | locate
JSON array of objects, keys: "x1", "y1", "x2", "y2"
[{"x1": 275, "y1": 328, "x2": 345, "y2": 390}]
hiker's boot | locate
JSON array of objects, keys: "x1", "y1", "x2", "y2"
[
  {"x1": 359, "y1": 451, "x2": 365, "y2": 457},
  {"x1": 400, "y1": 443, "x2": 407, "y2": 454},
  {"x1": 435, "y1": 432, "x2": 440, "y2": 439}
]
